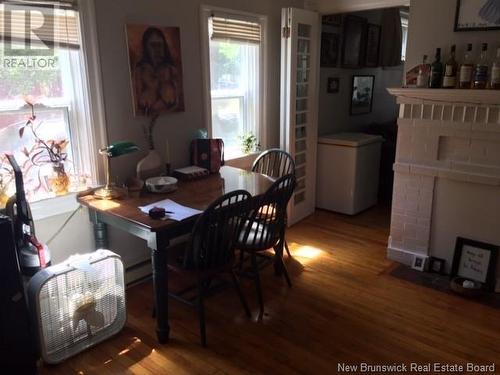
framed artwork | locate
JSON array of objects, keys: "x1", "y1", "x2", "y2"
[
  {"x1": 327, "y1": 77, "x2": 340, "y2": 93},
  {"x1": 341, "y1": 15, "x2": 367, "y2": 68},
  {"x1": 126, "y1": 24, "x2": 185, "y2": 116},
  {"x1": 365, "y1": 24, "x2": 381, "y2": 67},
  {"x1": 451, "y1": 237, "x2": 499, "y2": 291},
  {"x1": 320, "y1": 32, "x2": 339, "y2": 67},
  {"x1": 322, "y1": 14, "x2": 342, "y2": 26},
  {"x1": 412, "y1": 255, "x2": 427, "y2": 272},
  {"x1": 455, "y1": 0, "x2": 500, "y2": 31},
  {"x1": 429, "y1": 257, "x2": 446, "y2": 274},
  {"x1": 350, "y1": 75, "x2": 374, "y2": 115}
]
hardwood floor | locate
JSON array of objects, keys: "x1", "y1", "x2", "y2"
[{"x1": 41, "y1": 206, "x2": 500, "y2": 374}]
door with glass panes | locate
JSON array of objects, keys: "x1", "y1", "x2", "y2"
[{"x1": 280, "y1": 8, "x2": 319, "y2": 225}]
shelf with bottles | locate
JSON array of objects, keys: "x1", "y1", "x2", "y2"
[
  {"x1": 388, "y1": 87, "x2": 500, "y2": 106},
  {"x1": 414, "y1": 43, "x2": 500, "y2": 90}
]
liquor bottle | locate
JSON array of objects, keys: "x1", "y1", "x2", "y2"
[
  {"x1": 490, "y1": 47, "x2": 500, "y2": 90},
  {"x1": 442, "y1": 45, "x2": 458, "y2": 88},
  {"x1": 429, "y1": 48, "x2": 443, "y2": 88},
  {"x1": 459, "y1": 43, "x2": 474, "y2": 89},
  {"x1": 473, "y1": 43, "x2": 489, "y2": 89},
  {"x1": 416, "y1": 55, "x2": 430, "y2": 88}
]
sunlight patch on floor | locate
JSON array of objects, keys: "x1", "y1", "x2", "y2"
[{"x1": 292, "y1": 245, "x2": 326, "y2": 264}]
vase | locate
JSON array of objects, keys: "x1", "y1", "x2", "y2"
[
  {"x1": 136, "y1": 149, "x2": 163, "y2": 181},
  {"x1": 48, "y1": 162, "x2": 70, "y2": 196}
]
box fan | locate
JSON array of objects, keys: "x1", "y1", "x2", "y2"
[{"x1": 28, "y1": 250, "x2": 126, "y2": 364}]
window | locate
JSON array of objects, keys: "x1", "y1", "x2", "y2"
[
  {"x1": 0, "y1": 1, "x2": 99, "y2": 204},
  {"x1": 205, "y1": 11, "x2": 265, "y2": 158},
  {"x1": 400, "y1": 10, "x2": 409, "y2": 61}
]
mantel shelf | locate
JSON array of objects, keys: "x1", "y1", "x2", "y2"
[{"x1": 387, "y1": 87, "x2": 500, "y2": 106}]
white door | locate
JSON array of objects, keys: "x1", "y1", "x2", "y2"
[{"x1": 280, "y1": 7, "x2": 320, "y2": 226}]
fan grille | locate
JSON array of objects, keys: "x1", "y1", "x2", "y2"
[{"x1": 34, "y1": 252, "x2": 126, "y2": 363}]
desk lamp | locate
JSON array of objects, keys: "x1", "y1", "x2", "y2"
[{"x1": 94, "y1": 141, "x2": 139, "y2": 200}]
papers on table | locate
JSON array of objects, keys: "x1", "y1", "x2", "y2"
[{"x1": 139, "y1": 199, "x2": 202, "y2": 221}]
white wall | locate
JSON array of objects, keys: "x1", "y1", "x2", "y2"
[
  {"x1": 318, "y1": 9, "x2": 403, "y2": 135},
  {"x1": 35, "y1": 0, "x2": 303, "y2": 272},
  {"x1": 405, "y1": 0, "x2": 500, "y2": 73}
]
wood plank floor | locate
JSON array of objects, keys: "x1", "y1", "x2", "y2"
[{"x1": 41, "y1": 206, "x2": 500, "y2": 374}]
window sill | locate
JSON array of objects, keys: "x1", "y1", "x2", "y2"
[{"x1": 31, "y1": 193, "x2": 80, "y2": 221}]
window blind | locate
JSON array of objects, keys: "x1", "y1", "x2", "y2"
[
  {"x1": 210, "y1": 15, "x2": 261, "y2": 44},
  {"x1": 0, "y1": 0, "x2": 80, "y2": 49}
]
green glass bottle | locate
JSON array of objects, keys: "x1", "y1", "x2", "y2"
[{"x1": 429, "y1": 48, "x2": 443, "y2": 88}]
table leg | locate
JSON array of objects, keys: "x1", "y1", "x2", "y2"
[
  {"x1": 89, "y1": 210, "x2": 109, "y2": 249},
  {"x1": 149, "y1": 234, "x2": 170, "y2": 343}
]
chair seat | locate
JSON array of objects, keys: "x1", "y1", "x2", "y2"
[{"x1": 236, "y1": 220, "x2": 280, "y2": 251}]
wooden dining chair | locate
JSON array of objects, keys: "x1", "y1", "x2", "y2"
[
  {"x1": 166, "y1": 190, "x2": 252, "y2": 346},
  {"x1": 236, "y1": 174, "x2": 296, "y2": 319},
  {"x1": 251, "y1": 149, "x2": 295, "y2": 257}
]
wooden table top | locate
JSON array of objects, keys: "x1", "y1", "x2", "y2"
[{"x1": 77, "y1": 166, "x2": 274, "y2": 232}]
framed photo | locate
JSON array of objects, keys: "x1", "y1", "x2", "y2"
[
  {"x1": 126, "y1": 24, "x2": 185, "y2": 116},
  {"x1": 320, "y1": 32, "x2": 340, "y2": 67},
  {"x1": 455, "y1": 0, "x2": 500, "y2": 31},
  {"x1": 341, "y1": 15, "x2": 367, "y2": 68},
  {"x1": 350, "y1": 75, "x2": 374, "y2": 115},
  {"x1": 412, "y1": 255, "x2": 427, "y2": 272},
  {"x1": 365, "y1": 24, "x2": 381, "y2": 67},
  {"x1": 327, "y1": 77, "x2": 340, "y2": 93},
  {"x1": 451, "y1": 237, "x2": 499, "y2": 291},
  {"x1": 322, "y1": 14, "x2": 342, "y2": 26},
  {"x1": 429, "y1": 257, "x2": 446, "y2": 274}
]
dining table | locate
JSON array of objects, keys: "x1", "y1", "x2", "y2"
[{"x1": 77, "y1": 166, "x2": 275, "y2": 343}]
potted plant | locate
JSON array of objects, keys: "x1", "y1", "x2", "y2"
[
  {"x1": 19, "y1": 101, "x2": 70, "y2": 196},
  {"x1": 239, "y1": 133, "x2": 260, "y2": 154}
]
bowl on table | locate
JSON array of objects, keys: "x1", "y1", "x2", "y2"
[{"x1": 145, "y1": 176, "x2": 178, "y2": 193}]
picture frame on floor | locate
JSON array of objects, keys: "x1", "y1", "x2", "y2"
[
  {"x1": 429, "y1": 257, "x2": 446, "y2": 274},
  {"x1": 412, "y1": 255, "x2": 427, "y2": 272},
  {"x1": 451, "y1": 237, "x2": 499, "y2": 291}
]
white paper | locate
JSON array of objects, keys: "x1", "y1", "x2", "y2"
[{"x1": 139, "y1": 199, "x2": 202, "y2": 221}]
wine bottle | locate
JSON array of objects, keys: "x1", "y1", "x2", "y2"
[
  {"x1": 442, "y1": 45, "x2": 458, "y2": 88},
  {"x1": 490, "y1": 47, "x2": 500, "y2": 90},
  {"x1": 416, "y1": 55, "x2": 430, "y2": 88},
  {"x1": 459, "y1": 43, "x2": 474, "y2": 89},
  {"x1": 429, "y1": 48, "x2": 443, "y2": 88},
  {"x1": 473, "y1": 43, "x2": 489, "y2": 89}
]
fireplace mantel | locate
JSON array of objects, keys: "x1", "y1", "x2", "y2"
[
  {"x1": 387, "y1": 88, "x2": 500, "y2": 105},
  {"x1": 386, "y1": 87, "x2": 500, "y2": 272}
]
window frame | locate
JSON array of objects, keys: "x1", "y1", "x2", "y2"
[
  {"x1": 200, "y1": 5, "x2": 268, "y2": 159},
  {"x1": 0, "y1": 0, "x2": 107, "y2": 220}
]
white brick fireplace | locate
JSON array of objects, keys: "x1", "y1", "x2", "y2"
[{"x1": 387, "y1": 88, "x2": 500, "y2": 275}]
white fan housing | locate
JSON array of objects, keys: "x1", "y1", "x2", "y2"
[{"x1": 28, "y1": 249, "x2": 126, "y2": 364}]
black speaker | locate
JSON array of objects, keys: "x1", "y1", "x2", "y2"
[{"x1": 0, "y1": 215, "x2": 38, "y2": 374}]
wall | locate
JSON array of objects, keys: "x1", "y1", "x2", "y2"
[
  {"x1": 405, "y1": 0, "x2": 500, "y2": 74},
  {"x1": 35, "y1": 0, "x2": 303, "y2": 275},
  {"x1": 318, "y1": 9, "x2": 403, "y2": 135}
]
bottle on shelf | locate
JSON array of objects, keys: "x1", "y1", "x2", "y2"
[
  {"x1": 490, "y1": 47, "x2": 500, "y2": 90},
  {"x1": 442, "y1": 45, "x2": 458, "y2": 88},
  {"x1": 473, "y1": 43, "x2": 489, "y2": 89},
  {"x1": 429, "y1": 48, "x2": 443, "y2": 88},
  {"x1": 416, "y1": 54, "x2": 430, "y2": 88},
  {"x1": 459, "y1": 43, "x2": 474, "y2": 89}
]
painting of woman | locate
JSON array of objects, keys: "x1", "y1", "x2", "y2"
[{"x1": 127, "y1": 25, "x2": 185, "y2": 115}]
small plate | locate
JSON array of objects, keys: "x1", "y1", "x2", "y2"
[{"x1": 145, "y1": 176, "x2": 178, "y2": 193}]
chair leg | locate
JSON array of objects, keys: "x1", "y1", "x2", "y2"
[
  {"x1": 284, "y1": 239, "x2": 292, "y2": 257},
  {"x1": 251, "y1": 252, "x2": 264, "y2": 320},
  {"x1": 230, "y1": 270, "x2": 251, "y2": 318},
  {"x1": 274, "y1": 244, "x2": 292, "y2": 288},
  {"x1": 197, "y1": 279, "x2": 207, "y2": 347}
]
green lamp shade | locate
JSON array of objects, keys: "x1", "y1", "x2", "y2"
[{"x1": 105, "y1": 141, "x2": 139, "y2": 158}]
